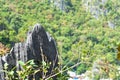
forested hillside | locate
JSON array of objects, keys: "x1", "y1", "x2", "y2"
[{"x1": 0, "y1": 0, "x2": 120, "y2": 79}]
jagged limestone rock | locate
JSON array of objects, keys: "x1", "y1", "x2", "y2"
[{"x1": 0, "y1": 24, "x2": 58, "y2": 80}]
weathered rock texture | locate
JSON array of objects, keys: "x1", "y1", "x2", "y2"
[{"x1": 0, "y1": 24, "x2": 58, "y2": 80}]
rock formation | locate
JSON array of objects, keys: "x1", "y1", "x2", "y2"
[{"x1": 0, "y1": 24, "x2": 58, "y2": 80}]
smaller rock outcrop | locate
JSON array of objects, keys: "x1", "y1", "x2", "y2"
[{"x1": 0, "y1": 24, "x2": 58, "y2": 80}]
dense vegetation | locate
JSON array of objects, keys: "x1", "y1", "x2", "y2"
[{"x1": 0, "y1": 0, "x2": 120, "y2": 79}]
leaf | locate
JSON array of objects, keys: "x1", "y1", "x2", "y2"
[
  {"x1": 9, "y1": 71, "x2": 14, "y2": 75},
  {"x1": 18, "y1": 61, "x2": 25, "y2": 66},
  {"x1": 117, "y1": 52, "x2": 120, "y2": 60},
  {"x1": 42, "y1": 61, "x2": 46, "y2": 66},
  {"x1": 4, "y1": 63, "x2": 8, "y2": 70},
  {"x1": 117, "y1": 44, "x2": 120, "y2": 60},
  {"x1": 117, "y1": 44, "x2": 120, "y2": 51},
  {"x1": 29, "y1": 60, "x2": 35, "y2": 65}
]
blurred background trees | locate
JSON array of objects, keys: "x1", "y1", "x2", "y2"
[{"x1": 0, "y1": 0, "x2": 120, "y2": 79}]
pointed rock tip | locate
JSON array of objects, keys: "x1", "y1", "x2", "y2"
[{"x1": 33, "y1": 23, "x2": 45, "y2": 32}]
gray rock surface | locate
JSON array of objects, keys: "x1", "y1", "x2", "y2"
[{"x1": 0, "y1": 24, "x2": 58, "y2": 80}]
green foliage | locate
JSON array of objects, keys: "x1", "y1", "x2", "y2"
[
  {"x1": 76, "y1": 63, "x2": 87, "y2": 74},
  {"x1": 4, "y1": 60, "x2": 38, "y2": 80},
  {"x1": 0, "y1": 0, "x2": 120, "y2": 79}
]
